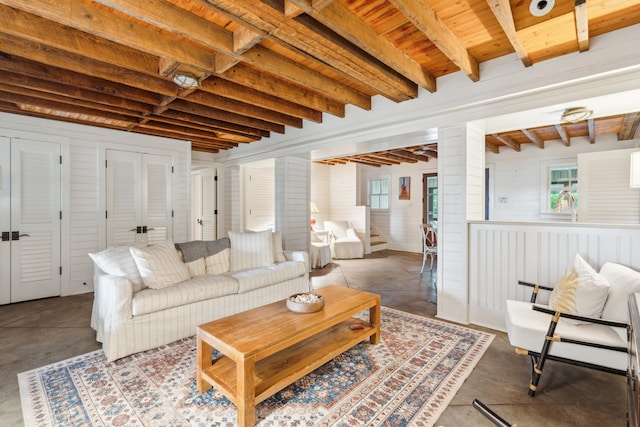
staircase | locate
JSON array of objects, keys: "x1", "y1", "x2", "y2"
[{"x1": 369, "y1": 229, "x2": 387, "y2": 252}]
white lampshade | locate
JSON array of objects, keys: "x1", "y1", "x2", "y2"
[
  {"x1": 631, "y1": 151, "x2": 640, "y2": 188},
  {"x1": 310, "y1": 202, "x2": 319, "y2": 213}
]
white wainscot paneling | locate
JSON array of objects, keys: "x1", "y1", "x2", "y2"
[{"x1": 469, "y1": 221, "x2": 640, "y2": 331}]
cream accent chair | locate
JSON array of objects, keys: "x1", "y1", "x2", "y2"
[
  {"x1": 505, "y1": 261, "x2": 640, "y2": 396},
  {"x1": 323, "y1": 220, "x2": 364, "y2": 259}
]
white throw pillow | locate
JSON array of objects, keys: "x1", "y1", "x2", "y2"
[
  {"x1": 130, "y1": 241, "x2": 190, "y2": 289},
  {"x1": 89, "y1": 243, "x2": 146, "y2": 292},
  {"x1": 272, "y1": 231, "x2": 286, "y2": 263},
  {"x1": 600, "y1": 262, "x2": 640, "y2": 322},
  {"x1": 205, "y1": 248, "x2": 231, "y2": 275},
  {"x1": 229, "y1": 230, "x2": 274, "y2": 271},
  {"x1": 548, "y1": 254, "x2": 610, "y2": 318}
]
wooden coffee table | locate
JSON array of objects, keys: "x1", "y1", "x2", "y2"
[{"x1": 196, "y1": 285, "x2": 381, "y2": 427}]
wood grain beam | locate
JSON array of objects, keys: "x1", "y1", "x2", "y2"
[
  {"x1": 490, "y1": 134, "x2": 521, "y2": 152},
  {"x1": 169, "y1": 99, "x2": 285, "y2": 133},
  {"x1": 485, "y1": 140, "x2": 500, "y2": 154},
  {"x1": 0, "y1": 0, "x2": 219, "y2": 71},
  {"x1": 389, "y1": 0, "x2": 480, "y2": 82},
  {"x1": 184, "y1": 90, "x2": 303, "y2": 128},
  {"x1": 0, "y1": 32, "x2": 179, "y2": 97},
  {"x1": 520, "y1": 129, "x2": 544, "y2": 148},
  {"x1": 554, "y1": 124, "x2": 570, "y2": 146},
  {"x1": 485, "y1": 0, "x2": 533, "y2": 67},
  {"x1": 199, "y1": 77, "x2": 322, "y2": 123},
  {"x1": 575, "y1": 0, "x2": 589, "y2": 52},
  {"x1": 204, "y1": 0, "x2": 417, "y2": 102},
  {"x1": 288, "y1": 0, "x2": 436, "y2": 92},
  {"x1": 160, "y1": 109, "x2": 269, "y2": 138},
  {"x1": 222, "y1": 64, "x2": 345, "y2": 117},
  {"x1": 587, "y1": 118, "x2": 595, "y2": 144},
  {"x1": 619, "y1": 112, "x2": 640, "y2": 140},
  {"x1": 0, "y1": 56, "x2": 162, "y2": 106}
]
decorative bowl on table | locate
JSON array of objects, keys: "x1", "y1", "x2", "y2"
[{"x1": 287, "y1": 292, "x2": 325, "y2": 313}]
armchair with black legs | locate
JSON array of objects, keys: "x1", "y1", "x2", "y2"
[{"x1": 505, "y1": 254, "x2": 640, "y2": 396}]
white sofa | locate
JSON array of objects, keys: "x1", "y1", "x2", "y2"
[{"x1": 90, "y1": 230, "x2": 310, "y2": 361}]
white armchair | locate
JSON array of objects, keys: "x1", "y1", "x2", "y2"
[{"x1": 323, "y1": 220, "x2": 364, "y2": 259}]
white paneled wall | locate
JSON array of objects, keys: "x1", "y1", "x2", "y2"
[
  {"x1": 469, "y1": 221, "x2": 640, "y2": 331},
  {"x1": 310, "y1": 162, "x2": 331, "y2": 229},
  {"x1": 578, "y1": 148, "x2": 640, "y2": 224},
  {"x1": 223, "y1": 165, "x2": 241, "y2": 234},
  {"x1": 486, "y1": 134, "x2": 636, "y2": 222},
  {"x1": 0, "y1": 112, "x2": 191, "y2": 298},
  {"x1": 359, "y1": 160, "x2": 437, "y2": 252},
  {"x1": 328, "y1": 163, "x2": 358, "y2": 222},
  {"x1": 438, "y1": 123, "x2": 485, "y2": 324},
  {"x1": 276, "y1": 157, "x2": 310, "y2": 252},
  {"x1": 69, "y1": 143, "x2": 101, "y2": 293}
]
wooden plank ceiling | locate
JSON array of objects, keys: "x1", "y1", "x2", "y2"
[
  {"x1": 0, "y1": 0, "x2": 638, "y2": 154},
  {"x1": 317, "y1": 111, "x2": 640, "y2": 166}
]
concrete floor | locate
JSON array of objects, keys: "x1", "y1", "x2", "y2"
[{"x1": 0, "y1": 250, "x2": 627, "y2": 426}]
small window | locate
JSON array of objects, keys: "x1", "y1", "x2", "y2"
[
  {"x1": 369, "y1": 178, "x2": 389, "y2": 210},
  {"x1": 549, "y1": 166, "x2": 578, "y2": 212}
]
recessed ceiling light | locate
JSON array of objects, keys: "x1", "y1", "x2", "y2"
[
  {"x1": 561, "y1": 107, "x2": 593, "y2": 123},
  {"x1": 172, "y1": 72, "x2": 200, "y2": 89},
  {"x1": 529, "y1": 0, "x2": 555, "y2": 17}
]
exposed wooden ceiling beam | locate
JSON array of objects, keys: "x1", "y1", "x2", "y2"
[
  {"x1": 288, "y1": 0, "x2": 436, "y2": 92},
  {"x1": 490, "y1": 134, "x2": 521, "y2": 152},
  {"x1": 521, "y1": 129, "x2": 544, "y2": 148},
  {"x1": 555, "y1": 124, "x2": 570, "y2": 146},
  {"x1": 619, "y1": 112, "x2": 640, "y2": 140},
  {"x1": 0, "y1": 0, "x2": 220, "y2": 71},
  {"x1": 204, "y1": 0, "x2": 417, "y2": 102},
  {"x1": 485, "y1": 140, "x2": 500, "y2": 154},
  {"x1": 587, "y1": 118, "x2": 595, "y2": 144},
  {"x1": 575, "y1": 0, "x2": 589, "y2": 52},
  {"x1": 485, "y1": 0, "x2": 533, "y2": 67},
  {"x1": 389, "y1": 0, "x2": 480, "y2": 82},
  {"x1": 221, "y1": 64, "x2": 345, "y2": 117}
]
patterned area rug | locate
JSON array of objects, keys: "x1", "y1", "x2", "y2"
[{"x1": 19, "y1": 307, "x2": 494, "y2": 426}]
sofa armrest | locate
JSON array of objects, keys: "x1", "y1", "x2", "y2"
[
  {"x1": 346, "y1": 228, "x2": 359, "y2": 240},
  {"x1": 284, "y1": 250, "x2": 309, "y2": 271},
  {"x1": 93, "y1": 269, "x2": 133, "y2": 337}
]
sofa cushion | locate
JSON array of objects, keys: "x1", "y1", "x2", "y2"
[
  {"x1": 205, "y1": 248, "x2": 231, "y2": 275},
  {"x1": 130, "y1": 241, "x2": 191, "y2": 289},
  {"x1": 132, "y1": 274, "x2": 239, "y2": 316},
  {"x1": 89, "y1": 242, "x2": 146, "y2": 292},
  {"x1": 229, "y1": 230, "x2": 274, "y2": 271},
  {"x1": 600, "y1": 262, "x2": 640, "y2": 322},
  {"x1": 232, "y1": 260, "x2": 307, "y2": 293},
  {"x1": 548, "y1": 254, "x2": 609, "y2": 318}
]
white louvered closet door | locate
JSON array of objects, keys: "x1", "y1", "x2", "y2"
[
  {"x1": 10, "y1": 138, "x2": 61, "y2": 303},
  {"x1": 106, "y1": 150, "x2": 142, "y2": 246},
  {"x1": 106, "y1": 150, "x2": 173, "y2": 247},
  {"x1": 0, "y1": 137, "x2": 10, "y2": 304},
  {"x1": 142, "y1": 154, "x2": 173, "y2": 245}
]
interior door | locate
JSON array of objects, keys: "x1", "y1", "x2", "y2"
[
  {"x1": 245, "y1": 165, "x2": 274, "y2": 231},
  {"x1": 191, "y1": 168, "x2": 216, "y2": 240},
  {"x1": 10, "y1": 138, "x2": 61, "y2": 303},
  {"x1": 106, "y1": 150, "x2": 142, "y2": 246},
  {"x1": 0, "y1": 137, "x2": 10, "y2": 304},
  {"x1": 142, "y1": 153, "x2": 173, "y2": 245}
]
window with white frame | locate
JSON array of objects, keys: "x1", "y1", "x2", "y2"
[
  {"x1": 548, "y1": 165, "x2": 578, "y2": 212},
  {"x1": 369, "y1": 178, "x2": 389, "y2": 209}
]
